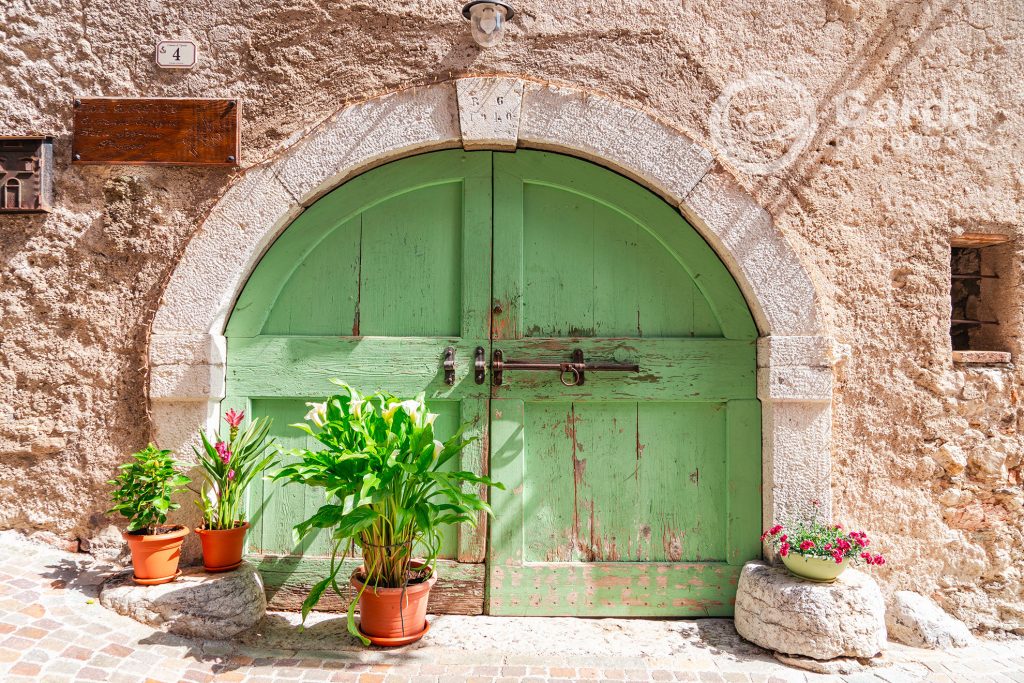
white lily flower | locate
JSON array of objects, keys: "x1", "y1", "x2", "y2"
[
  {"x1": 305, "y1": 402, "x2": 327, "y2": 427},
  {"x1": 432, "y1": 439, "x2": 444, "y2": 462},
  {"x1": 382, "y1": 401, "x2": 401, "y2": 423},
  {"x1": 424, "y1": 413, "x2": 439, "y2": 427},
  {"x1": 400, "y1": 399, "x2": 422, "y2": 422},
  {"x1": 350, "y1": 398, "x2": 364, "y2": 418}
]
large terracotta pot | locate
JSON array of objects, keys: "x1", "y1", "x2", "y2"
[
  {"x1": 782, "y1": 552, "x2": 848, "y2": 583},
  {"x1": 350, "y1": 562, "x2": 437, "y2": 646},
  {"x1": 195, "y1": 522, "x2": 250, "y2": 572},
  {"x1": 123, "y1": 526, "x2": 190, "y2": 585}
]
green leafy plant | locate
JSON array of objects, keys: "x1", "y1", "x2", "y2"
[
  {"x1": 273, "y1": 381, "x2": 504, "y2": 643},
  {"x1": 193, "y1": 409, "x2": 278, "y2": 530},
  {"x1": 107, "y1": 444, "x2": 191, "y2": 535}
]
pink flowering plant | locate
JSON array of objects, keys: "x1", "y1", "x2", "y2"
[
  {"x1": 193, "y1": 409, "x2": 278, "y2": 531},
  {"x1": 761, "y1": 516, "x2": 886, "y2": 567}
]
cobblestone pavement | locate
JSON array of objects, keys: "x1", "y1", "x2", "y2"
[{"x1": 0, "y1": 531, "x2": 1021, "y2": 683}]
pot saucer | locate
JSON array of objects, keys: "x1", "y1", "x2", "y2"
[
  {"x1": 359, "y1": 619, "x2": 430, "y2": 647},
  {"x1": 203, "y1": 560, "x2": 243, "y2": 573},
  {"x1": 132, "y1": 569, "x2": 182, "y2": 586}
]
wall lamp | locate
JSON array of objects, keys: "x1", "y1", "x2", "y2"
[{"x1": 461, "y1": 1, "x2": 515, "y2": 48}]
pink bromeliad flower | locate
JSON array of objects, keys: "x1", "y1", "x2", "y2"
[
  {"x1": 227, "y1": 469, "x2": 236, "y2": 481},
  {"x1": 215, "y1": 441, "x2": 231, "y2": 464},
  {"x1": 224, "y1": 409, "x2": 245, "y2": 428}
]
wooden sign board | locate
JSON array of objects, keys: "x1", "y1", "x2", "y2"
[{"x1": 72, "y1": 98, "x2": 239, "y2": 166}]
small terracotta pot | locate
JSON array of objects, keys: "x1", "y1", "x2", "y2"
[
  {"x1": 350, "y1": 561, "x2": 437, "y2": 646},
  {"x1": 195, "y1": 522, "x2": 250, "y2": 572},
  {"x1": 123, "y1": 526, "x2": 190, "y2": 585},
  {"x1": 782, "y1": 552, "x2": 849, "y2": 583}
]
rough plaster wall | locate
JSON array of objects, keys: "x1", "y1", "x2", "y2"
[{"x1": 0, "y1": 0, "x2": 1022, "y2": 632}]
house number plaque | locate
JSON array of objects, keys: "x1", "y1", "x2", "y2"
[{"x1": 72, "y1": 98, "x2": 240, "y2": 166}]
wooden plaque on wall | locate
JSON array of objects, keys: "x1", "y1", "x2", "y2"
[{"x1": 72, "y1": 98, "x2": 240, "y2": 166}]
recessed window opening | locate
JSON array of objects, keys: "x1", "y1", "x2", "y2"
[{"x1": 950, "y1": 233, "x2": 1012, "y2": 364}]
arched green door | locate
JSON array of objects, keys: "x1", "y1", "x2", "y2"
[{"x1": 225, "y1": 149, "x2": 760, "y2": 616}]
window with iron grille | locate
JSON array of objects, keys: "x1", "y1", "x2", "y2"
[{"x1": 950, "y1": 233, "x2": 1012, "y2": 364}]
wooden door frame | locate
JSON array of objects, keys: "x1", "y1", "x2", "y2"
[{"x1": 148, "y1": 79, "x2": 836, "y2": 576}]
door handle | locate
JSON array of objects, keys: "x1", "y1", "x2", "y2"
[{"x1": 491, "y1": 348, "x2": 639, "y2": 387}]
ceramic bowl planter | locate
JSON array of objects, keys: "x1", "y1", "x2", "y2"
[
  {"x1": 195, "y1": 521, "x2": 250, "y2": 572},
  {"x1": 123, "y1": 525, "x2": 190, "y2": 585},
  {"x1": 782, "y1": 552, "x2": 848, "y2": 582},
  {"x1": 350, "y1": 561, "x2": 438, "y2": 646}
]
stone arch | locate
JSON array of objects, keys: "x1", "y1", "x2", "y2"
[{"x1": 149, "y1": 77, "x2": 835, "y2": 528}]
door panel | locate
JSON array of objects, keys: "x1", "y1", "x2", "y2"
[
  {"x1": 487, "y1": 151, "x2": 760, "y2": 616},
  {"x1": 225, "y1": 151, "x2": 493, "y2": 580},
  {"x1": 225, "y1": 149, "x2": 761, "y2": 618}
]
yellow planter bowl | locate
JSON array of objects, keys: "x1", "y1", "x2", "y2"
[{"x1": 781, "y1": 552, "x2": 848, "y2": 582}]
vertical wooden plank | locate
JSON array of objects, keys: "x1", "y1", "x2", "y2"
[
  {"x1": 727, "y1": 399, "x2": 762, "y2": 565},
  {"x1": 520, "y1": 402, "x2": 576, "y2": 562},
  {"x1": 457, "y1": 152, "x2": 493, "y2": 562},
  {"x1": 457, "y1": 398, "x2": 488, "y2": 562},
  {"x1": 521, "y1": 182, "x2": 596, "y2": 337},
  {"x1": 251, "y1": 398, "x2": 314, "y2": 556},
  {"x1": 261, "y1": 215, "x2": 361, "y2": 336},
  {"x1": 591, "y1": 210, "x2": 639, "y2": 338},
  {"x1": 573, "y1": 402, "x2": 641, "y2": 562},
  {"x1": 360, "y1": 183, "x2": 463, "y2": 337},
  {"x1": 461, "y1": 151, "x2": 493, "y2": 341},
  {"x1": 491, "y1": 153, "x2": 524, "y2": 340},
  {"x1": 486, "y1": 398, "x2": 525, "y2": 615}
]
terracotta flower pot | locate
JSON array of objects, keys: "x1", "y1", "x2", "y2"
[
  {"x1": 782, "y1": 552, "x2": 848, "y2": 583},
  {"x1": 350, "y1": 562, "x2": 437, "y2": 646},
  {"x1": 123, "y1": 526, "x2": 190, "y2": 585},
  {"x1": 195, "y1": 522, "x2": 250, "y2": 572}
]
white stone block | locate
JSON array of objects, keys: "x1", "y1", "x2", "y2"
[
  {"x1": 735, "y1": 562, "x2": 887, "y2": 660},
  {"x1": 457, "y1": 77, "x2": 523, "y2": 151},
  {"x1": 757, "y1": 335, "x2": 836, "y2": 368},
  {"x1": 886, "y1": 591, "x2": 976, "y2": 649},
  {"x1": 519, "y1": 82, "x2": 713, "y2": 204},
  {"x1": 150, "y1": 333, "x2": 226, "y2": 367},
  {"x1": 275, "y1": 84, "x2": 461, "y2": 205},
  {"x1": 150, "y1": 363, "x2": 225, "y2": 402},
  {"x1": 757, "y1": 365, "x2": 833, "y2": 402},
  {"x1": 683, "y1": 166, "x2": 820, "y2": 337},
  {"x1": 153, "y1": 167, "x2": 301, "y2": 335},
  {"x1": 763, "y1": 401, "x2": 833, "y2": 524},
  {"x1": 100, "y1": 563, "x2": 266, "y2": 639}
]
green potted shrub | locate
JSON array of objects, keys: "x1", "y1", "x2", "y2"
[
  {"x1": 193, "y1": 409, "x2": 277, "y2": 572},
  {"x1": 107, "y1": 444, "x2": 192, "y2": 585},
  {"x1": 762, "y1": 506, "x2": 886, "y2": 583},
  {"x1": 274, "y1": 381, "x2": 503, "y2": 646}
]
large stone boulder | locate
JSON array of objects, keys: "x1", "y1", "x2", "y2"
[
  {"x1": 100, "y1": 562, "x2": 266, "y2": 639},
  {"x1": 886, "y1": 591, "x2": 975, "y2": 649},
  {"x1": 735, "y1": 561, "x2": 886, "y2": 660}
]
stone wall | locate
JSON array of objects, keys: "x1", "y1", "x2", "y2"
[{"x1": 1, "y1": 0, "x2": 1021, "y2": 633}]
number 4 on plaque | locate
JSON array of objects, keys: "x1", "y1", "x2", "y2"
[{"x1": 155, "y1": 40, "x2": 198, "y2": 69}]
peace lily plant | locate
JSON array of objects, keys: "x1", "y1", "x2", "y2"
[
  {"x1": 274, "y1": 381, "x2": 503, "y2": 646},
  {"x1": 193, "y1": 409, "x2": 277, "y2": 571}
]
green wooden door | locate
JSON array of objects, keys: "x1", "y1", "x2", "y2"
[
  {"x1": 225, "y1": 149, "x2": 760, "y2": 616},
  {"x1": 486, "y1": 151, "x2": 760, "y2": 616},
  {"x1": 224, "y1": 151, "x2": 493, "y2": 609}
]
